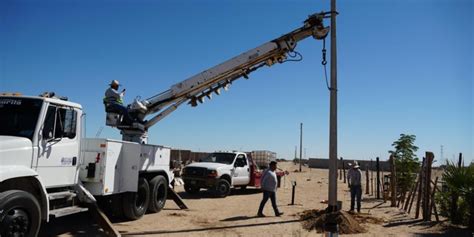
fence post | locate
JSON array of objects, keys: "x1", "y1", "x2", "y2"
[
  {"x1": 343, "y1": 157, "x2": 346, "y2": 184},
  {"x1": 339, "y1": 157, "x2": 342, "y2": 180},
  {"x1": 390, "y1": 155, "x2": 397, "y2": 207},
  {"x1": 365, "y1": 164, "x2": 370, "y2": 194},
  {"x1": 423, "y1": 152, "x2": 434, "y2": 221},
  {"x1": 370, "y1": 159, "x2": 374, "y2": 196},
  {"x1": 415, "y1": 157, "x2": 425, "y2": 219},
  {"x1": 376, "y1": 157, "x2": 380, "y2": 199}
]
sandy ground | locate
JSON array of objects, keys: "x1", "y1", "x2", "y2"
[{"x1": 39, "y1": 162, "x2": 473, "y2": 237}]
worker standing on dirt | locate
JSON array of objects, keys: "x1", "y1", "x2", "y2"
[
  {"x1": 103, "y1": 80, "x2": 133, "y2": 124},
  {"x1": 347, "y1": 161, "x2": 363, "y2": 213},
  {"x1": 257, "y1": 161, "x2": 283, "y2": 217}
]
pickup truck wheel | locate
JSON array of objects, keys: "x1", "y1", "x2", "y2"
[
  {"x1": 215, "y1": 179, "x2": 231, "y2": 197},
  {"x1": 0, "y1": 190, "x2": 41, "y2": 237},
  {"x1": 122, "y1": 178, "x2": 150, "y2": 220},
  {"x1": 184, "y1": 184, "x2": 200, "y2": 194},
  {"x1": 147, "y1": 175, "x2": 167, "y2": 213}
]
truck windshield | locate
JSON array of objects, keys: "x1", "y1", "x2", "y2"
[
  {"x1": 201, "y1": 153, "x2": 236, "y2": 164},
  {"x1": 0, "y1": 97, "x2": 43, "y2": 140}
]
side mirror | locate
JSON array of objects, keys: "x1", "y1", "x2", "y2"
[{"x1": 43, "y1": 131, "x2": 53, "y2": 141}]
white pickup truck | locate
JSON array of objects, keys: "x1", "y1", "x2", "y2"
[
  {"x1": 0, "y1": 95, "x2": 173, "y2": 236},
  {"x1": 182, "y1": 151, "x2": 284, "y2": 197}
]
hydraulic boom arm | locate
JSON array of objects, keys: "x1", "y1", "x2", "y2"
[{"x1": 121, "y1": 12, "x2": 329, "y2": 143}]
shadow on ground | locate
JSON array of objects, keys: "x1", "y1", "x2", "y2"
[
  {"x1": 38, "y1": 212, "x2": 106, "y2": 237},
  {"x1": 220, "y1": 215, "x2": 261, "y2": 222},
  {"x1": 177, "y1": 187, "x2": 261, "y2": 200}
]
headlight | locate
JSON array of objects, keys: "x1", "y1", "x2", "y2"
[{"x1": 207, "y1": 170, "x2": 217, "y2": 177}]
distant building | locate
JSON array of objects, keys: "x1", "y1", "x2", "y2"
[{"x1": 308, "y1": 158, "x2": 390, "y2": 171}]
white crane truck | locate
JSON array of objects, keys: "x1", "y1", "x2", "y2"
[{"x1": 0, "y1": 12, "x2": 329, "y2": 236}]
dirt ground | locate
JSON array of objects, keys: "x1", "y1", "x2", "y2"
[{"x1": 39, "y1": 162, "x2": 473, "y2": 236}]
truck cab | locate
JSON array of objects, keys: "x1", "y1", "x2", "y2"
[
  {"x1": 182, "y1": 151, "x2": 260, "y2": 197},
  {"x1": 0, "y1": 94, "x2": 84, "y2": 236},
  {"x1": 0, "y1": 94, "x2": 173, "y2": 236}
]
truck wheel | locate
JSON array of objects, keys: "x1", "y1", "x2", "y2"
[
  {"x1": 122, "y1": 178, "x2": 150, "y2": 220},
  {"x1": 0, "y1": 190, "x2": 41, "y2": 237},
  {"x1": 147, "y1": 175, "x2": 167, "y2": 213},
  {"x1": 215, "y1": 179, "x2": 231, "y2": 197},
  {"x1": 184, "y1": 184, "x2": 200, "y2": 194}
]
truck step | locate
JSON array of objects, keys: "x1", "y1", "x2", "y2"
[
  {"x1": 49, "y1": 206, "x2": 89, "y2": 218},
  {"x1": 48, "y1": 191, "x2": 77, "y2": 201}
]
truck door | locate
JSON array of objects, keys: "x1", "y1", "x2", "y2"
[
  {"x1": 36, "y1": 104, "x2": 80, "y2": 188},
  {"x1": 232, "y1": 154, "x2": 250, "y2": 186}
]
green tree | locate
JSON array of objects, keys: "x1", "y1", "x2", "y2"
[{"x1": 388, "y1": 134, "x2": 420, "y2": 194}]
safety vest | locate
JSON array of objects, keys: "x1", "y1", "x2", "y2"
[{"x1": 103, "y1": 96, "x2": 123, "y2": 105}]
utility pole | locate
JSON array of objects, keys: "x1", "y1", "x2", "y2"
[
  {"x1": 325, "y1": 0, "x2": 339, "y2": 235},
  {"x1": 299, "y1": 122, "x2": 303, "y2": 172},
  {"x1": 440, "y1": 145, "x2": 444, "y2": 161},
  {"x1": 294, "y1": 146, "x2": 297, "y2": 162}
]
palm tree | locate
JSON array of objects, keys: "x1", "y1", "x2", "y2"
[{"x1": 441, "y1": 160, "x2": 474, "y2": 227}]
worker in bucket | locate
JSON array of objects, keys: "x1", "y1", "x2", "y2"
[
  {"x1": 347, "y1": 161, "x2": 363, "y2": 213},
  {"x1": 103, "y1": 80, "x2": 133, "y2": 124},
  {"x1": 257, "y1": 161, "x2": 284, "y2": 217}
]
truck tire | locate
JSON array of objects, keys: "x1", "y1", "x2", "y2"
[
  {"x1": 215, "y1": 179, "x2": 231, "y2": 197},
  {"x1": 122, "y1": 178, "x2": 150, "y2": 220},
  {"x1": 147, "y1": 175, "x2": 167, "y2": 213},
  {"x1": 0, "y1": 190, "x2": 41, "y2": 237},
  {"x1": 184, "y1": 184, "x2": 200, "y2": 194}
]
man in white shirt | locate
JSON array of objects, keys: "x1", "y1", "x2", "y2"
[
  {"x1": 257, "y1": 161, "x2": 283, "y2": 217},
  {"x1": 347, "y1": 161, "x2": 363, "y2": 212}
]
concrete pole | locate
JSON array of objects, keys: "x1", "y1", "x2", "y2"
[
  {"x1": 294, "y1": 146, "x2": 297, "y2": 164},
  {"x1": 299, "y1": 123, "x2": 303, "y2": 172},
  {"x1": 325, "y1": 0, "x2": 339, "y2": 235},
  {"x1": 327, "y1": 0, "x2": 338, "y2": 209}
]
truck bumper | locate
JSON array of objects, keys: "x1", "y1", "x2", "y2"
[{"x1": 182, "y1": 176, "x2": 219, "y2": 188}]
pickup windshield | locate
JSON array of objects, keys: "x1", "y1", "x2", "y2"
[
  {"x1": 0, "y1": 97, "x2": 43, "y2": 140},
  {"x1": 201, "y1": 153, "x2": 236, "y2": 165}
]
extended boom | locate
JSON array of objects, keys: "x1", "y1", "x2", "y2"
[{"x1": 114, "y1": 12, "x2": 329, "y2": 143}]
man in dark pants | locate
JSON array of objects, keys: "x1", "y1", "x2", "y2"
[
  {"x1": 257, "y1": 161, "x2": 283, "y2": 217},
  {"x1": 347, "y1": 161, "x2": 362, "y2": 212}
]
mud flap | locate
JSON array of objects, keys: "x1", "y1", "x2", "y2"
[{"x1": 167, "y1": 185, "x2": 188, "y2": 209}]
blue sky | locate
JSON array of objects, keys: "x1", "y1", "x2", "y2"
[{"x1": 1, "y1": 0, "x2": 472, "y2": 164}]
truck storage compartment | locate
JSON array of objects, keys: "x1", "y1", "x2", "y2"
[{"x1": 79, "y1": 138, "x2": 140, "y2": 196}]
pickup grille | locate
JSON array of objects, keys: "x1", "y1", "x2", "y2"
[{"x1": 185, "y1": 167, "x2": 207, "y2": 177}]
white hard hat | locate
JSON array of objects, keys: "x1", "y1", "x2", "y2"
[
  {"x1": 353, "y1": 161, "x2": 360, "y2": 168},
  {"x1": 110, "y1": 80, "x2": 120, "y2": 86}
]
